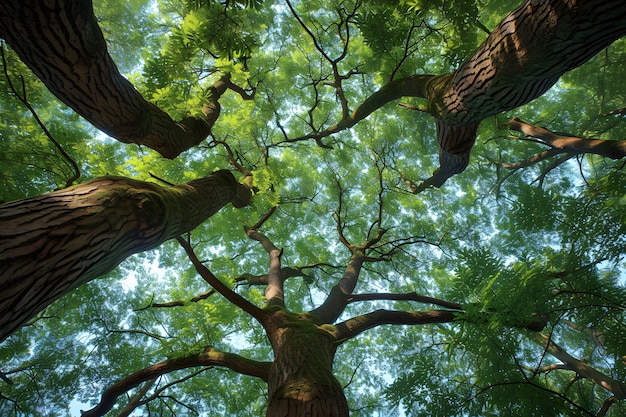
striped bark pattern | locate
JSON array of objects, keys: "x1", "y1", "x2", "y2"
[
  {"x1": 0, "y1": 0, "x2": 222, "y2": 159},
  {"x1": 0, "y1": 171, "x2": 247, "y2": 341},
  {"x1": 425, "y1": 0, "x2": 626, "y2": 185},
  {"x1": 267, "y1": 323, "x2": 349, "y2": 417},
  {"x1": 439, "y1": 0, "x2": 626, "y2": 126}
]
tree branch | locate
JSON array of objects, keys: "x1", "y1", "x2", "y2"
[
  {"x1": 244, "y1": 226, "x2": 285, "y2": 307},
  {"x1": 505, "y1": 117, "x2": 626, "y2": 159},
  {"x1": 347, "y1": 292, "x2": 463, "y2": 310},
  {"x1": 116, "y1": 378, "x2": 156, "y2": 417},
  {"x1": 81, "y1": 347, "x2": 271, "y2": 417},
  {"x1": 287, "y1": 74, "x2": 437, "y2": 143},
  {"x1": 0, "y1": 1, "x2": 236, "y2": 159},
  {"x1": 532, "y1": 333, "x2": 626, "y2": 400},
  {"x1": 310, "y1": 249, "x2": 366, "y2": 323},
  {"x1": 0, "y1": 45, "x2": 81, "y2": 187},
  {"x1": 135, "y1": 290, "x2": 216, "y2": 311},
  {"x1": 334, "y1": 309, "x2": 458, "y2": 344},
  {"x1": 176, "y1": 236, "x2": 268, "y2": 324}
]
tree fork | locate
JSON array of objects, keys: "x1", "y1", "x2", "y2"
[{"x1": 0, "y1": 170, "x2": 251, "y2": 342}]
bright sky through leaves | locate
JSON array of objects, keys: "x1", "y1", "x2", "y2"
[{"x1": 0, "y1": 0, "x2": 625, "y2": 416}]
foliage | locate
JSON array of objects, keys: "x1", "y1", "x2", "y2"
[{"x1": 0, "y1": 0, "x2": 625, "y2": 416}]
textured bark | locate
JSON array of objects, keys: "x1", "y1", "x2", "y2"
[
  {"x1": 423, "y1": 0, "x2": 626, "y2": 185},
  {"x1": 298, "y1": 0, "x2": 626, "y2": 188},
  {"x1": 0, "y1": 170, "x2": 250, "y2": 341},
  {"x1": 436, "y1": 0, "x2": 626, "y2": 126},
  {"x1": 0, "y1": 0, "x2": 228, "y2": 159},
  {"x1": 311, "y1": 249, "x2": 366, "y2": 323},
  {"x1": 266, "y1": 312, "x2": 348, "y2": 417}
]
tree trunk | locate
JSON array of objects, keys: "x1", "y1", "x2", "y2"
[
  {"x1": 0, "y1": 0, "x2": 223, "y2": 159},
  {"x1": 266, "y1": 314, "x2": 349, "y2": 417},
  {"x1": 435, "y1": 0, "x2": 626, "y2": 126},
  {"x1": 0, "y1": 170, "x2": 250, "y2": 342},
  {"x1": 423, "y1": 0, "x2": 626, "y2": 185}
]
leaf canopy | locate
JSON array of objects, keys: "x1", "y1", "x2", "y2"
[{"x1": 0, "y1": 0, "x2": 625, "y2": 416}]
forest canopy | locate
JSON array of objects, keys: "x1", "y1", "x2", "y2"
[{"x1": 0, "y1": 0, "x2": 625, "y2": 416}]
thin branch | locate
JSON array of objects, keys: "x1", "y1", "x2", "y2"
[
  {"x1": 135, "y1": 368, "x2": 209, "y2": 413},
  {"x1": 287, "y1": 74, "x2": 436, "y2": 143},
  {"x1": 347, "y1": 292, "x2": 463, "y2": 310},
  {"x1": 116, "y1": 378, "x2": 156, "y2": 417},
  {"x1": 285, "y1": 0, "x2": 332, "y2": 63},
  {"x1": 248, "y1": 206, "x2": 277, "y2": 231},
  {"x1": 106, "y1": 328, "x2": 166, "y2": 342},
  {"x1": 532, "y1": 333, "x2": 626, "y2": 400},
  {"x1": 473, "y1": 380, "x2": 596, "y2": 417},
  {"x1": 1, "y1": 45, "x2": 80, "y2": 187},
  {"x1": 597, "y1": 396, "x2": 617, "y2": 417},
  {"x1": 533, "y1": 153, "x2": 577, "y2": 187},
  {"x1": 135, "y1": 290, "x2": 216, "y2": 311},
  {"x1": 500, "y1": 148, "x2": 563, "y2": 170},
  {"x1": 176, "y1": 236, "x2": 268, "y2": 324}
]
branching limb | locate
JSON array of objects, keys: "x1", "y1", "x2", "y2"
[
  {"x1": 533, "y1": 153, "x2": 577, "y2": 187},
  {"x1": 334, "y1": 309, "x2": 458, "y2": 344},
  {"x1": 244, "y1": 218, "x2": 285, "y2": 307},
  {"x1": 532, "y1": 333, "x2": 626, "y2": 400},
  {"x1": 116, "y1": 378, "x2": 156, "y2": 417},
  {"x1": 135, "y1": 290, "x2": 216, "y2": 311},
  {"x1": 176, "y1": 236, "x2": 268, "y2": 324},
  {"x1": 128, "y1": 368, "x2": 208, "y2": 416},
  {"x1": 473, "y1": 380, "x2": 596, "y2": 416},
  {"x1": 597, "y1": 396, "x2": 617, "y2": 417},
  {"x1": 500, "y1": 148, "x2": 564, "y2": 170},
  {"x1": 505, "y1": 118, "x2": 626, "y2": 159},
  {"x1": 223, "y1": 76, "x2": 256, "y2": 101},
  {"x1": 235, "y1": 262, "x2": 339, "y2": 286},
  {"x1": 288, "y1": 74, "x2": 437, "y2": 143},
  {"x1": 81, "y1": 347, "x2": 271, "y2": 417},
  {"x1": 310, "y1": 249, "x2": 366, "y2": 323}
]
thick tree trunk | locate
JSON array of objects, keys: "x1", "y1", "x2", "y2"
[
  {"x1": 424, "y1": 0, "x2": 626, "y2": 185},
  {"x1": 0, "y1": 170, "x2": 250, "y2": 342},
  {"x1": 266, "y1": 314, "x2": 349, "y2": 417},
  {"x1": 435, "y1": 0, "x2": 626, "y2": 126},
  {"x1": 0, "y1": 0, "x2": 225, "y2": 159}
]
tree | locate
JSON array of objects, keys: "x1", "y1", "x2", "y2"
[
  {"x1": 0, "y1": 0, "x2": 625, "y2": 416},
  {"x1": 0, "y1": 171, "x2": 250, "y2": 341}
]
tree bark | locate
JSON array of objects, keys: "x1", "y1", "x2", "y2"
[
  {"x1": 295, "y1": 0, "x2": 626, "y2": 188},
  {"x1": 0, "y1": 170, "x2": 250, "y2": 342},
  {"x1": 434, "y1": 0, "x2": 626, "y2": 126},
  {"x1": 266, "y1": 313, "x2": 348, "y2": 417},
  {"x1": 421, "y1": 0, "x2": 626, "y2": 186},
  {"x1": 0, "y1": 0, "x2": 230, "y2": 159}
]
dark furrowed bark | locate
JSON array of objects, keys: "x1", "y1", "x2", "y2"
[
  {"x1": 266, "y1": 320, "x2": 348, "y2": 417},
  {"x1": 0, "y1": 171, "x2": 249, "y2": 341},
  {"x1": 0, "y1": 0, "x2": 222, "y2": 159},
  {"x1": 437, "y1": 0, "x2": 626, "y2": 126},
  {"x1": 423, "y1": 0, "x2": 626, "y2": 187}
]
